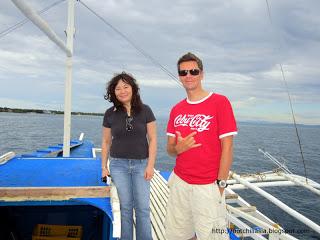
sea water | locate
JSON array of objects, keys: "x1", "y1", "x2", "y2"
[{"x1": 1, "y1": 112, "x2": 319, "y2": 239}]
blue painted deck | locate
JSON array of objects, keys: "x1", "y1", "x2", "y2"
[
  {"x1": 0, "y1": 140, "x2": 106, "y2": 188},
  {"x1": 20, "y1": 140, "x2": 83, "y2": 158},
  {"x1": 159, "y1": 171, "x2": 171, "y2": 181},
  {"x1": 0, "y1": 157, "x2": 105, "y2": 187},
  {"x1": 0, "y1": 140, "x2": 115, "y2": 240}
]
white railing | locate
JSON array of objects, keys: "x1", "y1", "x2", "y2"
[
  {"x1": 231, "y1": 171, "x2": 320, "y2": 234},
  {"x1": 0, "y1": 152, "x2": 16, "y2": 165}
]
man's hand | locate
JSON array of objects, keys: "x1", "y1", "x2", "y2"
[
  {"x1": 175, "y1": 131, "x2": 202, "y2": 155},
  {"x1": 218, "y1": 187, "x2": 224, "y2": 196}
]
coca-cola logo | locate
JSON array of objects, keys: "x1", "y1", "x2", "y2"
[{"x1": 174, "y1": 114, "x2": 213, "y2": 132}]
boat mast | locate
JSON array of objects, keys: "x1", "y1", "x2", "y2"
[
  {"x1": 10, "y1": 0, "x2": 75, "y2": 157},
  {"x1": 63, "y1": 0, "x2": 75, "y2": 157}
]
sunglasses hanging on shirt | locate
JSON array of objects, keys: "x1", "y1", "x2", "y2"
[{"x1": 126, "y1": 115, "x2": 133, "y2": 131}]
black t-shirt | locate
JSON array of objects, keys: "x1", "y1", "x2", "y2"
[{"x1": 103, "y1": 104, "x2": 156, "y2": 159}]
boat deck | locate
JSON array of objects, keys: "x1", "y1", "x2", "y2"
[{"x1": 2, "y1": 141, "x2": 319, "y2": 239}]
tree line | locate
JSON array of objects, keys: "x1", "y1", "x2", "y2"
[{"x1": 0, "y1": 107, "x2": 103, "y2": 116}]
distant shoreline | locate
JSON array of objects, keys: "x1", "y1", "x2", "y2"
[
  {"x1": 1, "y1": 107, "x2": 319, "y2": 127},
  {"x1": 0, "y1": 107, "x2": 103, "y2": 116}
]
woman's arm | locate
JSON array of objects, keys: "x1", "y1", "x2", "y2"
[
  {"x1": 101, "y1": 127, "x2": 112, "y2": 177},
  {"x1": 145, "y1": 121, "x2": 157, "y2": 180}
]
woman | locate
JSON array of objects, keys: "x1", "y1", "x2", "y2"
[{"x1": 101, "y1": 72, "x2": 157, "y2": 240}]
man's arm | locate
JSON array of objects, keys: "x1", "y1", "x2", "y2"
[
  {"x1": 167, "y1": 135, "x2": 178, "y2": 157},
  {"x1": 217, "y1": 135, "x2": 234, "y2": 193},
  {"x1": 167, "y1": 131, "x2": 201, "y2": 157}
]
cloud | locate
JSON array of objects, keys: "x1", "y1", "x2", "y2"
[{"x1": 0, "y1": 0, "x2": 319, "y2": 124}]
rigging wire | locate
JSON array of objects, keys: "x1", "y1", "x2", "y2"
[
  {"x1": 265, "y1": 0, "x2": 308, "y2": 183},
  {"x1": 1, "y1": 0, "x2": 180, "y2": 86},
  {"x1": 0, "y1": 0, "x2": 66, "y2": 40},
  {"x1": 78, "y1": 0, "x2": 181, "y2": 86}
]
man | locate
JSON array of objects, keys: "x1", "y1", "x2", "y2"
[{"x1": 165, "y1": 52, "x2": 237, "y2": 240}]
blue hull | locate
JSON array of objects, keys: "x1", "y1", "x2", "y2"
[{"x1": 0, "y1": 140, "x2": 115, "y2": 240}]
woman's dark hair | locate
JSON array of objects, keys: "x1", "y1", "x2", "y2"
[{"x1": 104, "y1": 72, "x2": 143, "y2": 113}]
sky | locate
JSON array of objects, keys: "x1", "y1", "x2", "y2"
[{"x1": 0, "y1": 0, "x2": 319, "y2": 125}]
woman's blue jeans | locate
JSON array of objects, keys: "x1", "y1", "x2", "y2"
[{"x1": 109, "y1": 158, "x2": 152, "y2": 240}]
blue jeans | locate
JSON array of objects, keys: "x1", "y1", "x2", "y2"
[{"x1": 109, "y1": 158, "x2": 152, "y2": 240}]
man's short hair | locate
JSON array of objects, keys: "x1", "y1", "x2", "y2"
[{"x1": 177, "y1": 52, "x2": 203, "y2": 71}]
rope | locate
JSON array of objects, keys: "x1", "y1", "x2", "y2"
[
  {"x1": 240, "y1": 172, "x2": 267, "y2": 181},
  {"x1": 0, "y1": 0, "x2": 66, "y2": 39},
  {"x1": 78, "y1": 0, "x2": 181, "y2": 87},
  {"x1": 265, "y1": 0, "x2": 308, "y2": 183}
]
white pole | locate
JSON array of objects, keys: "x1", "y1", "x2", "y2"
[
  {"x1": 231, "y1": 171, "x2": 320, "y2": 234},
  {"x1": 258, "y1": 149, "x2": 320, "y2": 195},
  {"x1": 227, "y1": 207, "x2": 298, "y2": 240},
  {"x1": 11, "y1": 0, "x2": 72, "y2": 57},
  {"x1": 227, "y1": 213, "x2": 268, "y2": 240},
  {"x1": 229, "y1": 181, "x2": 296, "y2": 190},
  {"x1": 10, "y1": 0, "x2": 75, "y2": 156},
  {"x1": 110, "y1": 182, "x2": 121, "y2": 238},
  {"x1": 258, "y1": 149, "x2": 292, "y2": 174},
  {"x1": 63, "y1": 0, "x2": 75, "y2": 157},
  {"x1": 0, "y1": 152, "x2": 16, "y2": 165},
  {"x1": 280, "y1": 173, "x2": 320, "y2": 196}
]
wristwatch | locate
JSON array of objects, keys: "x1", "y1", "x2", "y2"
[{"x1": 217, "y1": 179, "x2": 228, "y2": 188}]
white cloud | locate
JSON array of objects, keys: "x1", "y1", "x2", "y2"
[
  {"x1": 138, "y1": 78, "x2": 179, "y2": 88},
  {"x1": 233, "y1": 97, "x2": 259, "y2": 109},
  {"x1": 0, "y1": 0, "x2": 319, "y2": 124}
]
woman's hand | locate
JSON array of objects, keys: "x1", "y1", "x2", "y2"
[
  {"x1": 102, "y1": 168, "x2": 110, "y2": 178},
  {"x1": 144, "y1": 164, "x2": 154, "y2": 180}
]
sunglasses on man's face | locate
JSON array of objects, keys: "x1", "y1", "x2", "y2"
[
  {"x1": 178, "y1": 69, "x2": 201, "y2": 76},
  {"x1": 126, "y1": 116, "x2": 133, "y2": 131}
]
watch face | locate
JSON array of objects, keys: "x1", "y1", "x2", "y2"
[{"x1": 218, "y1": 180, "x2": 227, "y2": 188}]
